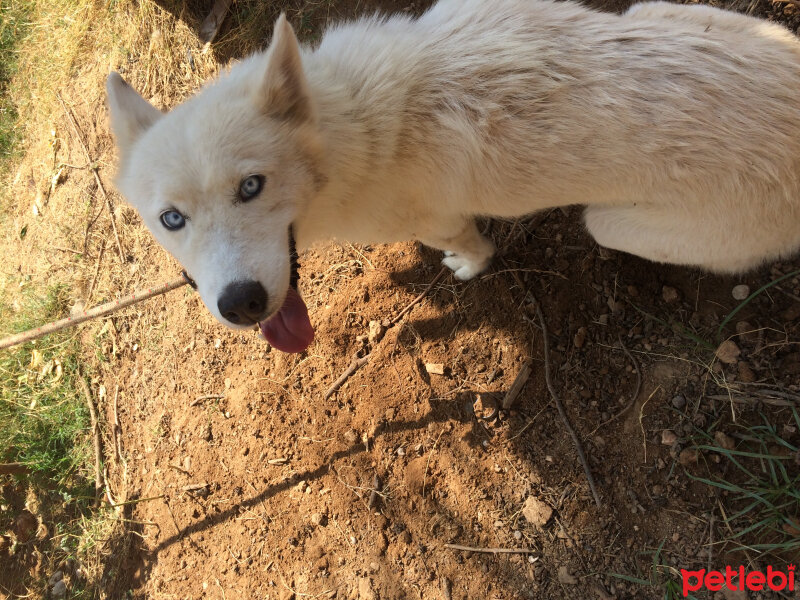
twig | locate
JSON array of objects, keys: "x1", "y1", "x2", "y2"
[
  {"x1": 86, "y1": 238, "x2": 106, "y2": 304},
  {"x1": 502, "y1": 359, "x2": 532, "y2": 409},
  {"x1": 325, "y1": 267, "x2": 448, "y2": 399},
  {"x1": 588, "y1": 335, "x2": 642, "y2": 435},
  {"x1": 445, "y1": 543, "x2": 537, "y2": 555},
  {"x1": 57, "y1": 93, "x2": 125, "y2": 263},
  {"x1": 190, "y1": 393, "x2": 225, "y2": 406},
  {"x1": 78, "y1": 373, "x2": 103, "y2": 506},
  {"x1": 499, "y1": 259, "x2": 601, "y2": 507},
  {"x1": 531, "y1": 296, "x2": 602, "y2": 509},
  {"x1": 367, "y1": 474, "x2": 381, "y2": 510},
  {"x1": 102, "y1": 494, "x2": 166, "y2": 509},
  {"x1": 112, "y1": 385, "x2": 122, "y2": 463},
  {"x1": 391, "y1": 266, "x2": 449, "y2": 325},
  {"x1": 324, "y1": 355, "x2": 369, "y2": 400},
  {"x1": 0, "y1": 463, "x2": 31, "y2": 475},
  {"x1": 706, "y1": 394, "x2": 796, "y2": 407},
  {"x1": 0, "y1": 276, "x2": 190, "y2": 350}
]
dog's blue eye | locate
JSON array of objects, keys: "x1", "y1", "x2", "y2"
[
  {"x1": 239, "y1": 175, "x2": 264, "y2": 201},
  {"x1": 160, "y1": 210, "x2": 186, "y2": 230}
]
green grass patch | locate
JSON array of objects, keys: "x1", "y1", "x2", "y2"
[
  {"x1": 611, "y1": 539, "x2": 699, "y2": 600},
  {"x1": 0, "y1": 283, "x2": 93, "y2": 491},
  {"x1": 688, "y1": 410, "x2": 800, "y2": 559},
  {"x1": 0, "y1": 0, "x2": 32, "y2": 167}
]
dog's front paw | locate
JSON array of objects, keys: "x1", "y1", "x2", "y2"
[{"x1": 442, "y1": 253, "x2": 491, "y2": 280}]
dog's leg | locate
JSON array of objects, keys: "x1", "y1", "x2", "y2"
[
  {"x1": 419, "y1": 219, "x2": 495, "y2": 280},
  {"x1": 584, "y1": 204, "x2": 784, "y2": 273}
]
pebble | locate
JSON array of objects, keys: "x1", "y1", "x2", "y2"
[
  {"x1": 731, "y1": 284, "x2": 750, "y2": 301},
  {"x1": 48, "y1": 571, "x2": 63, "y2": 586},
  {"x1": 425, "y1": 363, "x2": 445, "y2": 375},
  {"x1": 368, "y1": 320, "x2": 385, "y2": 344},
  {"x1": 513, "y1": 530, "x2": 522, "y2": 540},
  {"x1": 715, "y1": 340, "x2": 741, "y2": 365},
  {"x1": 671, "y1": 395, "x2": 686, "y2": 409},
  {"x1": 661, "y1": 430, "x2": 678, "y2": 445},
  {"x1": 678, "y1": 448, "x2": 699, "y2": 466},
  {"x1": 662, "y1": 286, "x2": 680, "y2": 304},
  {"x1": 51, "y1": 581, "x2": 67, "y2": 599},
  {"x1": 522, "y1": 496, "x2": 553, "y2": 528},
  {"x1": 737, "y1": 361, "x2": 756, "y2": 383},
  {"x1": 714, "y1": 431, "x2": 735, "y2": 451},
  {"x1": 573, "y1": 327, "x2": 587, "y2": 349}
]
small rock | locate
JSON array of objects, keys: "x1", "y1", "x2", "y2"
[
  {"x1": 573, "y1": 327, "x2": 587, "y2": 349},
  {"x1": 731, "y1": 284, "x2": 750, "y2": 301},
  {"x1": 714, "y1": 431, "x2": 735, "y2": 451},
  {"x1": 472, "y1": 394, "x2": 498, "y2": 420},
  {"x1": 783, "y1": 304, "x2": 800, "y2": 321},
  {"x1": 671, "y1": 395, "x2": 686, "y2": 409},
  {"x1": 48, "y1": 571, "x2": 63, "y2": 586},
  {"x1": 662, "y1": 286, "x2": 680, "y2": 304},
  {"x1": 715, "y1": 340, "x2": 741, "y2": 365},
  {"x1": 368, "y1": 320, "x2": 385, "y2": 344},
  {"x1": 425, "y1": 363, "x2": 445, "y2": 375},
  {"x1": 557, "y1": 566, "x2": 578, "y2": 585},
  {"x1": 311, "y1": 512, "x2": 328, "y2": 527},
  {"x1": 678, "y1": 448, "x2": 699, "y2": 466},
  {"x1": 661, "y1": 430, "x2": 678, "y2": 445},
  {"x1": 522, "y1": 496, "x2": 553, "y2": 528},
  {"x1": 737, "y1": 361, "x2": 756, "y2": 383},
  {"x1": 51, "y1": 580, "x2": 67, "y2": 599},
  {"x1": 441, "y1": 576, "x2": 452, "y2": 600},
  {"x1": 358, "y1": 577, "x2": 376, "y2": 600}
]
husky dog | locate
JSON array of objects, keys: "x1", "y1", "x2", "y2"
[{"x1": 107, "y1": 0, "x2": 800, "y2": 353}]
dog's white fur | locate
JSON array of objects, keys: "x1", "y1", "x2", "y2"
[{"x1": 108, "y1": 0, "x2": 800, "y2": 332}]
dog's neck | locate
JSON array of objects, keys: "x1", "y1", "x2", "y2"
[{"x1": 293, "y1": 52, "x2": 419, "y2": 249}]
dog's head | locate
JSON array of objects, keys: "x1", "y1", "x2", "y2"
[{"x1": 107, "y1": 16, "x2": 323, "y2": 352}]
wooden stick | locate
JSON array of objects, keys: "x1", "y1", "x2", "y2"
[
  {"x1": 57, "y1": 93, "x2": 125, "y2": 263},
  {"x1": 391, "y1": 266, "x2": 448, "y2": 325},
  {"x1": 0, "y1": 276, "x2": 189, "y2": 350},
  {"x1": 78, "y1": 373, "x2": 103, "y2": 505},
  {"x1": 588, "y1": 335, "x2": 642, "y2": 435},
  {"x1": 0, "y1": 463, "x2": 31, "y2": 476},
  {"x1": 445, "y1": 543, "x2": 536, "y2": 555},
  {"x1": 502, "y1": 359, "x2": 532, "y2": 409},
  {"x1": 199, "y1": 0, "x2": 233, "y2": 44},
  {"x1": 324, "y1": 355, "x2": 369, "y2": 400},
  {"x1": 531, "y1": 297, "x2": 602, "y2": 509}
]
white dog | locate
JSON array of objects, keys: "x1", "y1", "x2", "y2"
[{"x1": 107, "y1": 0, "x2": 800, "y2": 353}]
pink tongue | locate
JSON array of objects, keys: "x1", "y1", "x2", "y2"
[{"x1": 260, "y1": 288, "x2": 314, "y2": 353}]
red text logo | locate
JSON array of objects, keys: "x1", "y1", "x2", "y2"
[{"x1": 681, "y1": 565, "x2": 795, "y2": 597}]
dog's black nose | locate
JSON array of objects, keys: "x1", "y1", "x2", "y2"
[{"x1": 217, "y1": 280, "x2": 269, "y2": 325}]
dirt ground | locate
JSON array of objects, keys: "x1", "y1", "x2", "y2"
[{"x1": 3, "y1": 0, "x2": 800, "y2": 598}]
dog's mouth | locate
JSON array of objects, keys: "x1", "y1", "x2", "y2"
[
  {"x1": 183, "y1": 227, "x2": 314, "y2": 353},
  {"x1": 258, "y1": 287, "x2": 314, "y2": 353},
  {"x1": 257, "y1": 227, "x2": 314, "y2": 353}
]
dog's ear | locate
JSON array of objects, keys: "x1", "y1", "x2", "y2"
[
  {"x1": 106, "y1": 72, "x2": 162, "y2": 153},
  {"x1": 258, "y1": 14, "x2": 313, "y2": 123}
]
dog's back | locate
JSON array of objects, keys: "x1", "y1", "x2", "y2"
[{"x1": 303, "y1": 0, "x2": 800, "y2": 271}]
